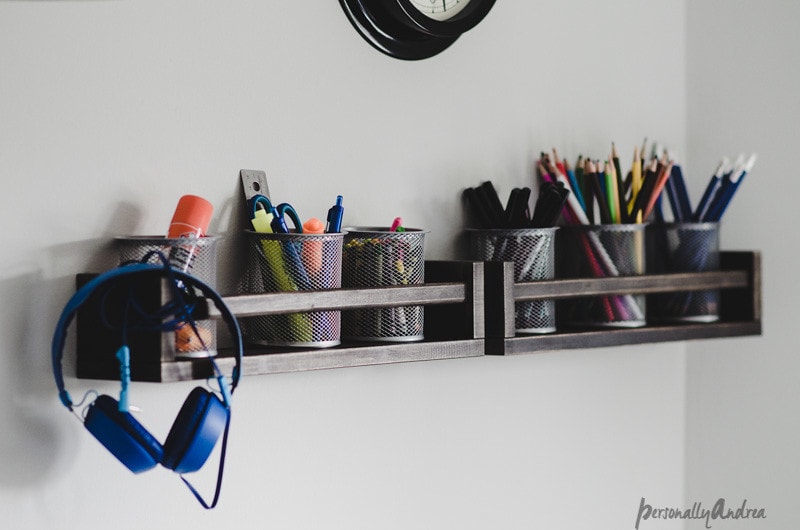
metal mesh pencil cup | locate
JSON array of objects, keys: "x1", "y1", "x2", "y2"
[
  {"x1": 342, "y1": 227, "x2": 427, "y2": 342},
  {"x1": 468, "y1": 227, "x2": 558, "y2": 334},
  {"x1": 647, "y1": 222, "x2": 720, "y2": 322},
  {"x1": 240, "y1": 230, "x2": 344, "y2": 348},
  {"x1": 115, "y1": 235, "x2": 219, "y2": 359},
  {"x1": 556, "y1": 224, "x2": 647, "y2": 328}
]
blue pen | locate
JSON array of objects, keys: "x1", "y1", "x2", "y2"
[{"x1": 326, "y1": 195, "x2": 344, "y2": 233}]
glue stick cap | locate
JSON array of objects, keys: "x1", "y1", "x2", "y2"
[
  {"x1": 167, "y1": 195, "x2": 214, "y2": 238},
  {"x1": 302, "y1": 217, "x2": 325, "y2": 235}
]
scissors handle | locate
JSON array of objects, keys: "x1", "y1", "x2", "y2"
[
  {"x1": 249, "y1": 194, "x2": 274, "y2": 218},
  {"x1": 271, "y1": 203, "x2": 303, "y2": 234}
]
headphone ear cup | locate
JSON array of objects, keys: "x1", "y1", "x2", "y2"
[
  {"x1": 161, "y1": 387, "x2": 229, "y2": 474},
  {"x1": 84, "y1": 395, "x2": 164, "y2": 474}
]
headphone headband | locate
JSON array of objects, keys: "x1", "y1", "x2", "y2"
[{"x1": 52, "y1": 261, "x2": 243, "y2": 410}]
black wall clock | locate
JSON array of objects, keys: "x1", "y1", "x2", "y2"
[{"x1": 339, "y1": 0, "x2": 496, "y2": 60}]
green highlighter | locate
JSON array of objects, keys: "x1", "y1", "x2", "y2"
[{"x1": 250, "y1": 201, "x2": 313, "y2": 343}]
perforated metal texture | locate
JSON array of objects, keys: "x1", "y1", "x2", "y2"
[
  {"x1": 342, "y1": 229, "x2": 426, "y2": 341},
  {"x1": 469, "y1": 228, "x2": 557, "y2": 334},
  {"x1": 240, "y1": 231, "x2": 343, "y2": 347},
  {"x1": 116, "y1": 236, "x2": 218, "y2": 284},
  {"x1": 557, "y1": 224, "x2": 647, "y2": 327},
  {"x1": 647, "y1": 223, "x2": 720, "y2": 322},
  {"x1": 115, "y1": 236, "x2": 219, "y2": 357}
]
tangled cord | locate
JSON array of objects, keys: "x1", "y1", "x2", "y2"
[{"x1": 99, "y1": 251, "x2": 208, "y2": 349}]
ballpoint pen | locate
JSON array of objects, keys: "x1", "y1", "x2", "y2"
[{"x1": 326, "y1": 195, "x2": 344, "y2": 233}]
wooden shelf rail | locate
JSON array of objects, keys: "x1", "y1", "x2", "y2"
[
  {"x1": 483, "y1": 251, "x2": 761, "y2": 355},
  {"x1": 74, "y1": 252, "x2": 761, "y2": 382}
]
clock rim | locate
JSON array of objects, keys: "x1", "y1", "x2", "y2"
[
  {"x1": 396, "y1": 0, "x2": 496, "y2": 37},
  {"x1": 340, "y1": 0, "x2": 460, "y2": 60},
  {"x1": 405, "y1": 0, "x2": 472, "y2": 22}
]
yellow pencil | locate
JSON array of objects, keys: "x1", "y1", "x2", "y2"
[{"x1": 629, "y1": 145, "x2": 643, "y2": 223}]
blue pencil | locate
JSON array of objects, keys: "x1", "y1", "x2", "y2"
[
  {"x1": 671, "y1": 165, "x2": 693, "y2": 221},
  {"x1": 693, "y1": 158, "x2": 728, "y2": 221},
  {"x1": 701, "y1": 156, "x2": 741, "y2": 222},
  {"x1": 566, "y1": 163, "x2": 586, "y2": 213},
  {"x1": 704, "y1": 154, "x2": 756, "y2": 222},
  {"x1": 664, "y1": 168, "x2": 684, "y2": 221}
]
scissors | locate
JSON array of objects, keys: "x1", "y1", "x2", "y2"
[
  {"x1": 247, "y1": 195, "x2": 311, "y2": 289},
  {"x1": 248, "y1": 195, "x2": 304, "y2": 234},
  {"x1": 270, "y1": 202, "x2": 303, "y2": 234}
]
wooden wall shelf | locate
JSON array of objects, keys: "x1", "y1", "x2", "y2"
[
  {"x1": 484, "y1": 251, "x2": 761, "y2": 355},
  {"x1": 76, "y1": 261, "x2": 486, "y2": 382},
  {"x1": 75, "y1": 252, "x2": 761, "y2": 382}
]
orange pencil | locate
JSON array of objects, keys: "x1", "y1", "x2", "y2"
[{"x1": 642, "y1": 160, "x2": 674, "y2": 220}]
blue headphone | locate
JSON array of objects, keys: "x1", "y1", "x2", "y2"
[{"x1": 52, "y1": 259, "x2": 243, "y2": 509}]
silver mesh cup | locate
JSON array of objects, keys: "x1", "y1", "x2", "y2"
[
  {"x1": 647, "y1": 222, "x2": 720, "y2": 322},
  {"x1": 342, "y1": 228, "x2": 427, "y2": 342},
  {"x1": 469, "y1": 227, "x2": 557, "y2": 334},
  {"x1": 557, "y1": 224, "x2": 647, "y2": 328},
  {"x1": 241, "y1": 230, "x2": 343, "y2": 348},
  {"x1": 115, "y1": 235, "x2": 219, "y2": 359}
]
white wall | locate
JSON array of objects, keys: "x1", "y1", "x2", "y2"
[
  {"x1": 0, "y1": 2, "x2": 689, "y2": 528},
  {"x1": 685, "y1": 1, "x2": 799, "y2": 528}
]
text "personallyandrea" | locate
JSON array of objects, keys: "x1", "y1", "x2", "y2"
[{"x1": 635, "y1": 497, "x2": 766, "y2": 529}]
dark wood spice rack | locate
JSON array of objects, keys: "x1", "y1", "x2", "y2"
[
  {"x1": 483, "y1": 251, "x2": 761, "y2": 355},
  {"x1": 75, "y1": 252, "x2": 760, "y2": 382},
  {"x1": 76, "y1": 261, "x2": 486, "y2": 382}
]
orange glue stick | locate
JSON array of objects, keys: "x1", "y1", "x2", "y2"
[
  {"x1": 167, "y1": 194, "x2": 214, "y2": 238},
  {"x1": 167, "y1": 195, "x2": 213, "y2": 272}
]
